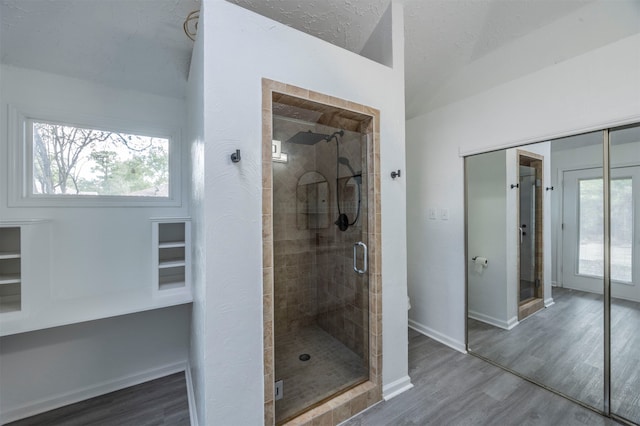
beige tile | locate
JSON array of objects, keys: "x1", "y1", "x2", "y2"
[
  {"x1": 264, "y1": 78, "x2": 286, "y2": 93},
  {"x1": 263, "y1": 241, "x2": 273, "y2": 268},
  {"x1": 264, "y1": 320, "x2": 273, "y2": 350},
  {"x1": 308, "y1": 92, "x2": 330, "y2": 106},
  {"x1": 332, "y1": 402, "x2": 352, "y2": 424},
  {"x1": 285, "y1": 84, "x2": 309, "y2": 99},
  {"x1": 263, "y1": 268, "x2": 274, "y2": 296},
  {"x1": 326, "y1": 95, "x2": 348, "y2": 109},
  {"x1": 287, "y1": 409, "x2": 315, "y2": 425},
  {"x1": 263, "y1": 214, "x2": 273, "y2": 241},
  {"x1": 349, "y1": 392, "x2": 368, "y2": 417},
  {"x1": 263, "y1": 187, "x2": 272, "y2": 215},
  {"x1": 265, "y1": 401, "x2": 275, "y2": 426},
  {"x1": 264, "y1": 371, "x2": 273, "y2": 402},
  {"x1": 311, "y1": 410, "x2": 333, "y2": 426},
  {"x1": 263, "y1": 163, "x2": 272, "y2": 189}
]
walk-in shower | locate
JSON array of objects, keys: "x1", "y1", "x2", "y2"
[{"x1": 267, "y1": 92, "x2": 375, "y2": 424}]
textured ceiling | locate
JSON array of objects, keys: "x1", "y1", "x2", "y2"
[
  {"x1": 227, "y1": 0, "x2": 391, "y2": 54},
  {"x1": 0, "y1": 0, "x2": 199, "y2": 99},
  {"x1": 1, "y1": 0, "x2": 636, "y2": 116}
]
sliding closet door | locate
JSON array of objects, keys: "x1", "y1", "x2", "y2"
[{"x1": 609, "y1": 124, "x2": 640, "y2": 424}]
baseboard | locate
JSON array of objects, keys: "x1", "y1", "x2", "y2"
[
  {"x1": 0, "y1": 361, "x2": 189, "y2": 425},
  {"x1": 467, "y1": 310, "x2": 518, "y2": 331},
  {"x1": 382, "y1": 375, "x2": 413, "y2": 401},
  {"x1": 184, "y1": 363, "x2": 199, "y2": 426},
  {"x1": 544, "y1": 297, "x2": 555, "y2": 308},
  {"x1": 408, "y1": 319, "x2": 466, "y2": 353}
]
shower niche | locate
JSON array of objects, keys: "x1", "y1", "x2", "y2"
[{"x1": 263, "y1": 80, "x2": 381, "y2": 426}]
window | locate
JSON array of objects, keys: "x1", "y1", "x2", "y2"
[
  {"x1": 578, "y1": 177, "x2": 632, "y2": 282},
  {"x1": 7, "y1": 108, "x2": 181, "y2": 207},
  {"x1": 31, "y1": 120, "x2": 170, "y2": 198}
]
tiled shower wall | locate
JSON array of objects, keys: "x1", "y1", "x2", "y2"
[
  {"x1": 273, "y1": 120, "x2": 320, "y2": 337},
  {"x1": 272, "y1": 120, "x2": 369, "y2": 359}
]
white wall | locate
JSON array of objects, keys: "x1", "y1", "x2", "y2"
[
  {"x1": 407, "y1": 33, "x2": 640, "y2": 350},
  {"x1": 190, "y1": 1, "x2": 407, "y2": 424},
  {"x1": 0, "y1": 66, "x2": 192, "y2": 421},
  {"x1": 0, "y1": 304, "x2": 191, "y2": 424},
  {"x1": 466, "y1": 150, "x2": 508, "y2": 327},
  {"x1": 0, "y1": 65, "x2": 191, "y2": 335}
]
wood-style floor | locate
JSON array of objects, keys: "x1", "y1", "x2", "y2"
[
  {"x1": 5, "y1": 372, "x2": 190, "y2": 426},
  {"x1": 6, "y1": 324, "x2": 632, "y2": 425},
  {"x1": 345, "y1": 328, "x2": 620, "y2": 426},
  {"x1": 468, "y1": 287, "x2": 640, "y2": 423}
]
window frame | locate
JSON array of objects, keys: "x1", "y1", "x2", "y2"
[{"x1": 8, "y1": 106, "x2": 182, "y2": 208}]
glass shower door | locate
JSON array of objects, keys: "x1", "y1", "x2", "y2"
[{"x1": 272, "y1": 112, "x2": 370, "y2": 424}]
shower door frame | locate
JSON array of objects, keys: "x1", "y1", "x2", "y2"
[
  {"x1": 261, "y1": 79, "x2": 382, "y2": 426},
  {"x1": 516, "y1": 150, "x2": 545, "y2": 320}
]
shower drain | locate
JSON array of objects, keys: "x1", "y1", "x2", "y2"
[{"x1": 299, "y1": 353, "x2": 311, "y2": 361}]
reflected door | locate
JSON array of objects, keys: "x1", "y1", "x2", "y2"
[
  {"x1": 517, "y1": 151, "x2": 544, "y2": 320},
  {"x1": 562, "y1": 168, "x2": 637, "y2": 296}
]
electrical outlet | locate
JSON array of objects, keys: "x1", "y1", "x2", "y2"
[
  {"x1": 440, "y1": 208, "x2": 449, "y2": 220},
  {"x1": 428, "y1": 208, "x2": 437, "y2": 220}
]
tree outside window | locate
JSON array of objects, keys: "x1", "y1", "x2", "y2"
[{"x1": 32, "y1": 121, "x2": 169, "y2": 197}]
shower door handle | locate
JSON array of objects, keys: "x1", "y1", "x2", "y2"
[{"x1": 353, "y1": 241, "x2": 367, "y2": 274}]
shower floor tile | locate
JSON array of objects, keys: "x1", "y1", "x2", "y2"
[{"x1": 275, "y1": 324, "x2": 367, "y2": 424}]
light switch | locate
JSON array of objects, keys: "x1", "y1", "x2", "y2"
[
  {"x1": 440, "y1": 208, "x2": 449, "y2": 220},
  {"x1": 428, "y1": 208, "x2": 437, "y2": 220}
]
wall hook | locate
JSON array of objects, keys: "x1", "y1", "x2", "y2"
[
  {"x1": 391, "y1": 170, "x2": 401, "y2": 179},
  {"x1": 231, "y1": 149, "x2": 241, "y2": 163},
  {"x1": 510, "y1": 183, "x2": 519, "y2": 189},
  {"x1": 546, "y1": 186, "x2": 554, "y2": 191}
]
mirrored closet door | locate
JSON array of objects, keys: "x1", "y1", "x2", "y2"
[
  {"x1": 466, "y1": 122, "x2": 640, "y2": 425},
  {"x1": 610, "y1": 124, "x2": 640, "y2": 425}
]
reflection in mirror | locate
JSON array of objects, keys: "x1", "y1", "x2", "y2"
[
  {"x1": 467, "y1": 131, "x2": 605, "y2": 411},
  {"x1": 610, "y1": 124, "x2": 640, "y2": 424}
]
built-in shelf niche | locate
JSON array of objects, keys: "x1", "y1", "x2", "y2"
[
  {"x1": 152, "y1": 219, "x2": 191, "y2": 295},
  {"x1": 0, "y1": 227, "x2": 22, "y2": 313}
]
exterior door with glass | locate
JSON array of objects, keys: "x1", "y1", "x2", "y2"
[{"x1": 562, "y1": 167, "x2": 638, "y2": 300}]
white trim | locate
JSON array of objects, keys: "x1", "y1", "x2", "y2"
[
  {"x1": 458, "y1": 114, "x2": 640, "y2": 157},
  {"x1": 544, "y1": 297, "x2": 555, "y2": 308},
  {"x1": 184, "y1": 363, "x2": 199, "y2": 426},
  {"x1": 467, "y1": 310, "x2": 519, "y2": 331},
  {"x1": 382, "y1": 375, "x2": 413, "y2": 401},
  {"x1": 7, "y1": 104, "x2": 182, "y2": 208},
  {"x1": 0, "y1": 362, "x2": 189, "y2": 424},
  {"x1": 408, "y1": 319, "x2": 467, "y2": 353}
]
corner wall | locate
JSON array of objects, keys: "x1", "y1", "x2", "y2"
[
  {"x1": 190, "y1": 2, "x2": 407, "y2": 424},
  {"x1": 407, "y1": 33, "x2": 640, "y2": 351}
]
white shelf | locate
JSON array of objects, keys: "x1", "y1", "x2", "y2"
[
  {"x1": 152, "y1": 220, "x2": 190, "y2": 295},
  {"x1": 159, "y1": 241, "x2": 186, "y2": 249},
  {"x1": 159, "y1": 280, "x2": 186, "y2": 291},
  {"x1": 0, "y1": 252, "x2": 21, "y2": 260},
  {"x1": 0, "y1": 274, "x2": 21, "y2": 285},
  {"x1": 0, "y1": 295, "x2": 21, "y2": 313},
  {"x1": 159, "y1": 259, "x2": 186, "y2": 269}
]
